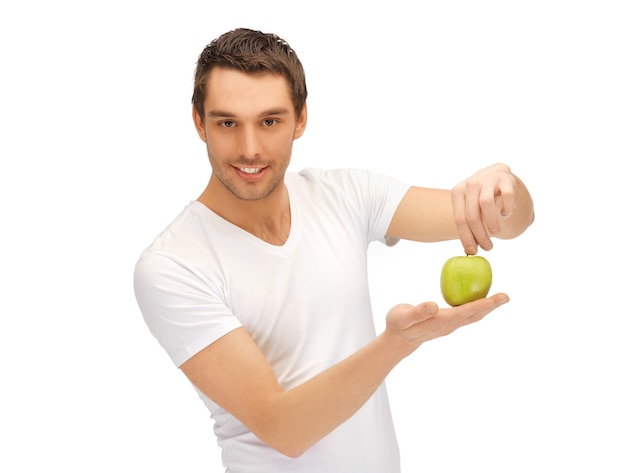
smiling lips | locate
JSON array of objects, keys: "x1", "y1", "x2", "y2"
[
  {"x1": 238, "y1": 166, "x2": 264, "y2": 174},
  {"x1": 234, "y1": 165, "x2": 268, "y2": 180}
]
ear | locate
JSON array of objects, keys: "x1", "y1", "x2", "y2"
[
  {"x1": 293, "y1": 102, "x2": 308, "y2": 140},
  {"x1": 192, "y1": 107, "x2": 207, "y2": 143}
]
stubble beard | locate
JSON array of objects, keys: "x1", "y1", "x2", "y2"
[
  {"x1": 206, "y1": 139, "x2": 293, "y2": 202},
  {"x1": 223, "y1": 171, "x2": 281, "y2": 201},
  {"x1": 210, "y1": 158, "x2": 288, "y2": 202}
]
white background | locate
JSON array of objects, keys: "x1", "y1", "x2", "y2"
[{"x1": 1, "y1": 1, "x2": 624, "y2": 471}]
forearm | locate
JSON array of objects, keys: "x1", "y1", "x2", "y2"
[
  {"x1": 253, "y1": 331, "x2": 413, "y2": 457},
  {"x1": 180, "y1": 325, "x2": 414, "y2": 458},
  {"x1": 387, "y1": 164, "x2": 535, "y2": 251},
  {"x1": 183, "y1": 299, "x2": 504, "y2": 458}
]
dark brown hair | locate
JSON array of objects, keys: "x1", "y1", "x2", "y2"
[{"x1": 192, "y1": 28, "x2": 308, "y2": 120}]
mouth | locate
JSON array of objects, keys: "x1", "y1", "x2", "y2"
[
  {"x1": 233, "y1": 165, "x2": 268, "y2": 181},
  {"x1": 236, "y1": 166, "x2": 265, "y2": 174}
]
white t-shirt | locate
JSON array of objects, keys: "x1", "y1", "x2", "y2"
[{"x1": 134, "y1": 167, "x2": 411, "y2": 472}]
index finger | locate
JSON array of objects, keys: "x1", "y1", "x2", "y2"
[
  {"x1": 451, "y1": 186, "x2": 479, "y2": 255},
  {"x1": 451, "y1": 293, "x2": 510, "y2": 324}
]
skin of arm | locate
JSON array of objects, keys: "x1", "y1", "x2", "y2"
[
  {"x1": 180, "y1": 296, "x2": 508, "y2": 458},
  {"x1": 180, "y1": 162, "x2": 532, "y2": 458},
  {"x1": 386, "y1": 163, "x2": 535, "y2": 255}
]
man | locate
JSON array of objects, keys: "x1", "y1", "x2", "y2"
[{"x1": 134, "y1": 28, "x2": 534, "y2": 472}]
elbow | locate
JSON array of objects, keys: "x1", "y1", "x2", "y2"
[
  {"x1": 251, "y1": 421, "x2": 314, "y2": 458},
  {"x1": 244, "y1": 396, "x2": 322, "y2": 458},
  {"x1": 279, "y1": 446, "x2": 307, "y2": 459},
  {"x1": 261, "y1": 433, "x2": 310, "y2": 459}
]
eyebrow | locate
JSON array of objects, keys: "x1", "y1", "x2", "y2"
[{"x1": 207, "y1": 108, "x2": 291, "y2": 118}]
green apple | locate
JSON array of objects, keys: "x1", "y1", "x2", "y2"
[{"x1": 440, "y1": 255, "x2": 492, "y2": 306}]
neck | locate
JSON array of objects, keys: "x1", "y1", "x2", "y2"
[{"x1": 197, "y1": 177, "x2": 291, "y2": 246}]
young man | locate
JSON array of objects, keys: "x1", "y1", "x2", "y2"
[{"x1": 134, "y1": 28, "x2": 534, "y2": 472}]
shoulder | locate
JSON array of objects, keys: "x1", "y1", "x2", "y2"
[
  {"x1": 289, "y1": 167, "x2": 372, "y2": 183},
  {"x1": 288, "y1": 167, "x2": 410, "y2": 200},
  {"x1": 137, "y1": 201, "x2": 219, "y2": 258},
  {"x1": 134, "y1": 201, "x2": 222, "y2": 287},
  {"x1": 287, "y1": 167, "x2": 390, "y2": 191}
]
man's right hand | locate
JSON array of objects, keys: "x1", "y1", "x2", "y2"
[{"x1": 383, "y1": 294, "x2": 510, "y2": 355}]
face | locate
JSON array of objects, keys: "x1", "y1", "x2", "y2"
[{"x1": 193, "y1": 67, "x2": 307, "y2": 202}]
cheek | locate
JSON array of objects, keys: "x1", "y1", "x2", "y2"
[
  {"x1": 269, "y1": 133, "x2": 295, "y2": 155},
  {"x1": 205, "y1": 133, "x2": 232, "y2": 156}
]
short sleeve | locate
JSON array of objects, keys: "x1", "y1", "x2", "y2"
[
  {"x1": 319, "y1": 168, "x2": 411, "y2": 246},
  {"x1": 133, "y1": 251, "x2": 243, "y2": 367},
  {"x1": 361, "y1": 170, "x2": 411, "y2": 246}
]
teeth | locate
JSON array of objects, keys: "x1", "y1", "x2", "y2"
[{"x1": 239, "y1": 167, "x2": 262, "y2": 174}]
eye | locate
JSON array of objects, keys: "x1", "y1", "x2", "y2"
[
  {"x1": 220, "y1": 120, "x2": 236, "y2": 128},
  {"x1": 262, "y1": 118, "x2": 277, "y2": 127}
]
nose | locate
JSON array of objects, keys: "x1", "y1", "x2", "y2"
[{"x1": 237, "y1": 125, "x2": 262, "y2": 160}]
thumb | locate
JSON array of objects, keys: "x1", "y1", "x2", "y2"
[
  {"x1": 388, "y1": 302, "x2": 438, "y2": 331},
  {"x1": 413, "y1": 302, "x2": 438, "y2": 324}
]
